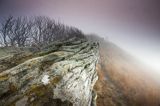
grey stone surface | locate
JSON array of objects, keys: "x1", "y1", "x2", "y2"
[{"x1": 0, "y1": 38, "x2": 99, "y2": 106}]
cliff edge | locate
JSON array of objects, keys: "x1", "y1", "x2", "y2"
[{"x1": 0, "y1": 37, "x2": 99, "y2": 106}]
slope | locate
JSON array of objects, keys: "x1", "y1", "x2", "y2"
[{"x1": 91, "y1": 36, "x2": 160, "y2": 106}]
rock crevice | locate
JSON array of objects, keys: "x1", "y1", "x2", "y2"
[{"x1": 0, "y1": 38, "x2": 99, "y2": 106}]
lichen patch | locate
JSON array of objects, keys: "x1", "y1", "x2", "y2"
[{"x1": 41, "y1": 75, "x2": 49, "y2": 85}]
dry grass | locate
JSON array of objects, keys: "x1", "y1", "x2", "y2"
[{"x1": 94, "y1": 41, "x2": 160, "y2": 106}]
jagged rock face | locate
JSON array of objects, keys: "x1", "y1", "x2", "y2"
[{"x1": 0, "y1": 38, "x2": 99, "y2": 106}]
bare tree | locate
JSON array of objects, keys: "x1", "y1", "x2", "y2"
[
  {"x1": 32, "y1": 16, "x2": 62, "y2": 46},
  {"x1": 32, "y1": 16, "x2": 47, "y2": 45},
  {"x1": 0, "y1": 16, "x2": 85, "y2": 48},
  {"x1": 0, "y1": 16, "x2": 13, "y2": 46},
  {"x1": 10, "y1": 17, "x2": 32, "y2": 47}
]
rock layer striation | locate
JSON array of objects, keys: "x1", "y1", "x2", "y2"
[{"x1": 0, "y1": 38, "x2": 99, "y2": 106}]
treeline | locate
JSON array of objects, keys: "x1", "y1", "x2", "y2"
[{"x1": 0, "y1": 16, "x2": 85, "y2": 48}]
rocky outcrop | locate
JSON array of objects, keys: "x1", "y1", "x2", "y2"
[{"x1": 0, "y1": 37, "x2": 99, "y2": 106}]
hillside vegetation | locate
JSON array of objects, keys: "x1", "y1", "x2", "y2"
[{"x1": 92, "y1": 36, "x2": 160, "y2": 106}]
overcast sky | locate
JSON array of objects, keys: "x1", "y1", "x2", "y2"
[{"x1": 0, "y1": 0, "x2": 160, "y2": 72}]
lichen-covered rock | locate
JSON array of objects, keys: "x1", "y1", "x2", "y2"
[{"x1": 0, "y1": 37, "x2": 99, "y2": 106}]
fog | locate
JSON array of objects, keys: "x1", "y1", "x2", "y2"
[{"x1": 0, "y1": 0, "x2": 160, "y2": 74}]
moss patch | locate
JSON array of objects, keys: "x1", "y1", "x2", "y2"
[
  {"x1": 0, "y1": 74, "x2": 9, "y2": 81},
  {"x1": 50, "y1": 76, "x2": 62, "y2": 85}
]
